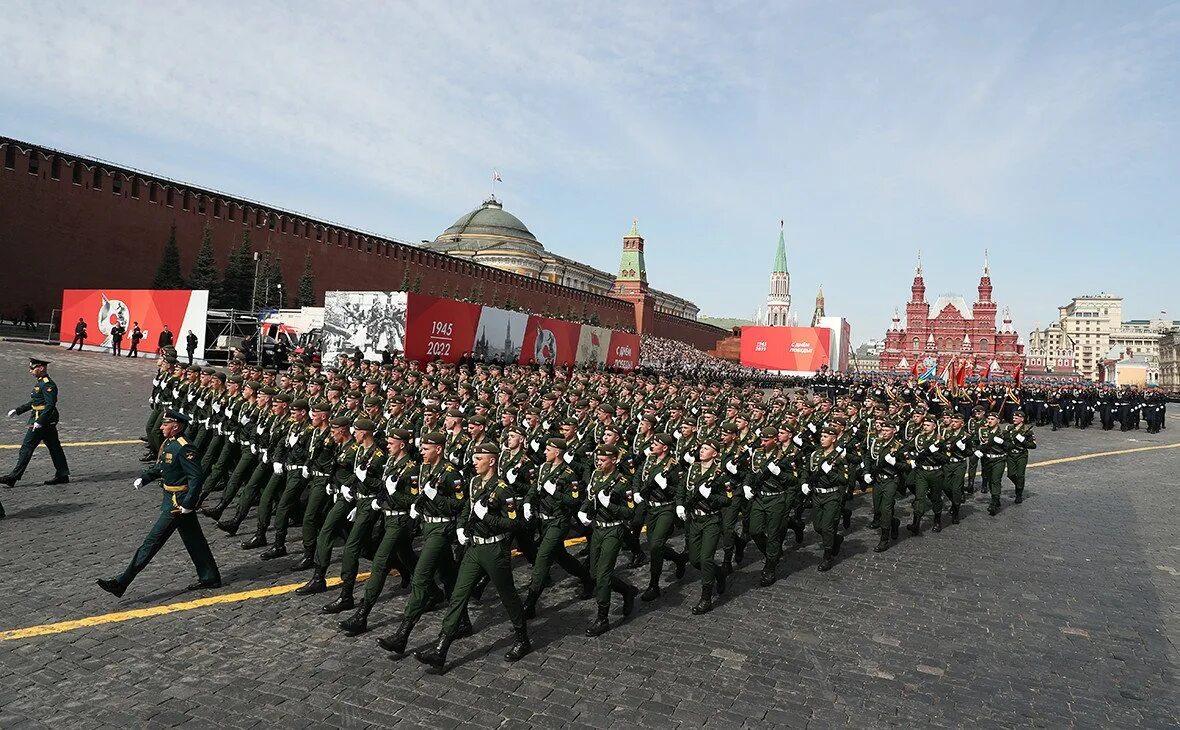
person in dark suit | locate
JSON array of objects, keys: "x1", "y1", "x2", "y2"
[
  {"x1": 111, "y1": 323, "x2": 125, "y2": 356},
  {"x1": 67, "y1": 318, "x2": 87, "y2": 350},
  {"x1": 128, "y1": 322, "x2": 143, "y2": 357}
]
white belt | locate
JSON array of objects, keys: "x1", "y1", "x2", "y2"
[
  {"x1": 813, "y1": 486, "x2": 839, "y2": 495},
  {"x1": 594, "y1": 520, "x2": 624, "y2": 528},
  {"x1": 312, "y1": 471, "x2": 329, "y2": 478},
  {"x1": 692, "y1": 509, "x2": 715, "y2": 518},
  {"x1": 471, "y1": 533, "x2": 510, "y2": 545},
  {"x1": 647, "y1": 500, "x2": 671, "y2": 508},
  {"x1": 921, "y1": 465, "x2": 941, "y2": 471},
  {"x1": 539, "y1": 512, "x2": 560, "y2": 521},
  {"x1": 422, "y1": 516, "x2": 452, "y2": 523},
  {"x1": 383, "y1": 509, "x2": 407, "y2": 517},
  {"x1": 760, "y1": 490, "x2": 785, "y2": 497}
]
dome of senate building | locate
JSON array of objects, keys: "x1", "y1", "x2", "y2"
[{"x1": 425, "y1": 197, "x2": 544, "y2": 255}]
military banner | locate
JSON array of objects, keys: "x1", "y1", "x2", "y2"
[
  {"x1": 739, "y1": 326, "x2": 832, "y2": 373},
  {"x1": 519, "y1": 315, "x2": 582, "y2": 367},
  {"x1": 59, "y1": 289, "x2": 209, "y2": 359},
  {"x1": 402, "y1": 293, "x2": 483, "y2": 364}
]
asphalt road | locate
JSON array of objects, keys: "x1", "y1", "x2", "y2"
[{"x1": 0, "y1": 341, "x2": 1176, "y2": 728}]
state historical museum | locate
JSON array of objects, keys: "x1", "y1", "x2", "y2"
[{"x1": 879, "y1": 255, "x2": 1024, "y2": 375}]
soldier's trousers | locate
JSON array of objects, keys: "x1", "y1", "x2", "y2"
[
  {"x1": 937, "y1": 462, "x2": 966, "y2": 514},
  {"x1": 685, "y1": 514, "x2": 722, "y2": 592},
  {"x1": 720, "y1": 495, "x2": 748, "y2": 552},
  {"x1": 200, "y1": 434, "x2": 227, "y2": 475},
  {"x1": 267, "y1": 471, "x2": 309, "y2": 543},
  {"x1": 314, "y1": 498, "x2": 356, "y2": 569},
  {"x1": 117, "y1": 509, "x2": 220, "y2": 589},
  {"x1": 871, "y1": 478, "x2": 899, "y2": 532},
  {"x1": 338, "y1": 499, "x2": 383, "y2": 589},
  {"x1": 983, "y1": 458, "x2": 1007, "y2": 509},
  {"x1": 362, "y1": 513, "x2": 415, "y2": 606},
  {"x1": 300, "y1": 478, "x2": 332, "y2": 553},
  {"x1": 748, "y1": 493, "x2": 787, "y2": 569},
  {"x1": 7, "y1": 423, "x2": 69, "y2": 481},
  {"x1": 402, "y1": 522, "x2": 457, "y2": 624},
  {"x1": 626, "y1": 503, "x2": 647, "y2": 557},
  {"x1": 205, "y1": 441, "x2": 240, "y2": 491},
  {"x1": 589, "y1": 523, "x2": 634, "y2": 608},
  {"x1": 1005, "y1": 452, "x2": 1028, "y2": 496},
  {"x1": 254, "y1": 469, "x2": 303, "y2": 534},
  {"x1": 644, "y1": 505, "x2": 685, "y2": 586},
  {"x1": 440, "y1": 541, "x2": 523, "y2": 639},
  {"x1": 228, "y1": 462, "x2": 274, "y2": 525},
  {"x1": 220, "y1": 451, "x2": 258, "y2": 507},
  {"x1": 913, "y1": 469, "x2": 941, "y2": 517},
  {"x1": 145, "y1": 407, "x2": 164, "y2": 451},
  {"x1": 967, "y1": 455, "x2": 980, "y2": 487},
  {"x1": 528, "y1": 519, "x2": 591, "y2": 594},
  {"x1": 810, "y1": 491, "x2": 842, "y2": 553}
]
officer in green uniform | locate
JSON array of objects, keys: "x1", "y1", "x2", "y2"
[
  {"x1": 801, "y1": 424, "x2": 849, "y2": 572},
  {"x1": 521, "y1": 438, "x2": 595, "y2": 619},
  {"x1": 677, "y1": 437, "x2": 734, "y2": 614},
  {"x1": 744, "y1": 426, "x2": 793, "y2": 586},
  {"x1": 295, "y1": 416, "x2": 361, "y2": 594},
  {"x1": 974, "y1": 412, "x2": 1009, "y2": 516},
  {"x1": 965, "y1": 405, "x2": 986, "y2": 493},
  {"x1": 717, "y1": 422, "x2": 750, "y2": 575},
  {"x1": 635, "y1": 433, "x2": 688, "y2": 601},
  {"x1": 577, "y1": 444, "x2": 640, "y2": 636},
  {"x1": 2, "y1": 357, "x2": 70, "y2": 487},
  {"x1": 1005, "y1": 410, "x2": 1036, "y2": 504},
  {"x1": 414, "y1": 442, "x2": 531, "y2": 674},
  {"x1": 97, "y1": 410, "x2": 221, "y2": 597},
  {"x1": 865, "y1": 420, "x2": 906, "y2": 552},
  {"x1": 937, "y1": 412, "x2": 971, "y2": 526},
  {"x1": 908, "y1": 415, "x2": 945, "y2": 536}
]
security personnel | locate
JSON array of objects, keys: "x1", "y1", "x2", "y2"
[
  {"x1": 1005, "y1": 410, "x2": 1036, "y2": 504},
  {"x1": 677, "y1": 437, "x2": 734, "y2": 614},
  {"x1": 801, "y1": 424, "x2": 849, "y2": 572},
  {"x1": 96, "y1": 410, "x2": 221, "y2": 596},
  {"x1": 414, "y1": 442, "x2": 532, "y2": 674},
  {"x1": 634, "y1": 433, "x2": 688, "y2": 601},
  {"x1": 2, "y1": 357, "x2": 70, "y2": 487}
]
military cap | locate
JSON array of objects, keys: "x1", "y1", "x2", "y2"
[
  {"x1": 244, "y1": 380, "x2": 262, "y2": 390},
  {"x1": 1012, "y1": 410, "x2": 1026, "y2": 420},
  {"x1": 501, "y1": 407, "x2": 519, "y2": 417},
  {"x1": 878, "y1": 419, "x2": 899, "y2": 429},
  {"x1": 227, "y1": 374, "x2": 244, "y2": 384},
  {"x1": 201, "y1": 367, "x2": 218, "y2": 376},
  {"x1": 473, "y1": 442, "x2": 499, "y2": 456},
  {"x1": 602, "y1": 423, "x2": 622, "y2": 436},
  {"x1": 559, "y1": 418, "x2": 579, "y2": 428},
  {"x1": 985, "y1": 411, "x2": 1001, "y2": 420},
  {"x1": 972, "y1": 405, "x2": 986, "y2": 414},
  {"x1": 949, "y1": 411, "x2": 965, "y2": 421},
  {"x1": 595, "y1": 444, "x2": 621, "y2": 457},
  {"x1": 364, "y1": 378, "x2": 381, "y2": 386},
  {"x1": 386, "y1": 428, "x2": 412, "y2": 442},
  {"x1": 422, "y1": 403, "x2": 441, "y2": 414},
  {"x1": 596, "y1": 402, "x2": 614, "y2": 414},
  {"x1": 505, "y1": 423, "x2": 526, "y2": 437},
  {"x1": 264, "y1": 368, "x2": 278, "y2": 375},
  {"x1": 574, "y1": 399, "x2": 590, "y2": 409},
  {"x1": 720, "y1": 422, "x2": 740, "y2": 435},
  {"x1": 820, "y1": 424, "x2": 840, "y2": 436},
  {"x1": 310, "y1": 376, "x2": 327, "y2": 385},
  {"x1": 364, "y1": 396, "x2": 383, "y2": 408},
  {"x1": 545, "y1": 437, "x2": 568, "y2": 450},
  {"x1": 653, "y1": 433, "x2": 676, "y2": 447},
  {"x1": 759, "y1": 426, "x2": 778, "y2": 439},
  {"x1": 541, "y1": 392, "x2": 558, "y2": 401},
  {"x1": 698, "y1": 437, "x2": 721, "y2": 451},
  {"x1": 329, "y1": 415, "x2": 352, "y2": 428},
  {"x1": 353, "y1": 417, "x2": 377, "y2": 432},
  {"x1": 326, "y1": 382, "x2": 343, "y2": 392},
  {"x1": 445, "y1": 408, "x2": 464, "y2": 419},
  {"x1": 259, "y1": 386, "x2": 278, "y2": 396},
  {"x1": 186, "y1": 365, "x2": 201, "y2": 373},
  {"x1": 162, "y1": 409, "x2": 190, "y2": 424},
  {"x1": 290, "y1": 398, "x2": 309, "y2": 411},
  {"x1": 211, "y1": 372, "x2": 227, "y2": 382},
  {"x1": 273, "y1": 393, "x2": 292, "y2": 404},
  {"x1": 523, "y1": 406, "x2": 541, "y2": 417},
  {"x1": 641, "y1": 414, "x2": 659, "y2": 426},
  {"x1": 701, "y1": 405, "x2": 718, "y2": 416},
  {"x1": 310, "y1": 400, "x2": 332, "y2": 413},
  {"x1": 921, "y1": 414, "x2": 936, "y2": 424},
  {"x1": 468, "y1": 415, "x2": 488, "y2": 426},
  {"x1": 346, "y1": 390, "x2": 363, "y2": 400},
  {"x1": 420, "y1": 432, "x2": 447, "y2": 446}
]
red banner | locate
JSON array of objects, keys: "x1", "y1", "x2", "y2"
[
  {"x1": 520, "y1": 316, "x2": 582, "y2": 367},
  {"x1": 739, "y1": 326, "x2": 832, "y2": 372},
  {"x1": 606, "y1": 332, "x2": 640, "y2": 371},
  {"x1": 60, "y1": 289, "x2": 209, "y2": 358},
  {"x1": 402, "y1": 293, "x2": 482, "y2": 363}
]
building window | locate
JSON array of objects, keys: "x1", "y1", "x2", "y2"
[
  {"x1": 131, "y1": 178, "x2": 140, "y2": 198},
  {"x1": 2, "y1": 145, "x2": 13, "y2": 169},
  {"x1": 112, "y1": 175, "x2": 123, "y2": 194},
  {"x1": 268, "y1": 214, "x2": 275, "y2": 230},
  {"x1": 72, "y1": 163, "x2": 83, "y2": 185},
  {"x1": 980, "y1": 338, "x2": 989, "y2": 352},
  {"x1": 27, "y1": 154, "x2": 39, "y2": 175},
  {"x1": 197, "y1": 196, "x2": 206, "y2": 214},
  {"x1": 93, "y1": 168, "x2": 103, "y2": 190},
  {"x1": 50, "y1": 156, "x2": 61, "y2": 180},
  {"x1": 912, "y1": 337, "x2": 919, "y2": 351},
  {"x1": 227, "y1": 203, "x2": 235, "y2": 221},
  {"x1": 315, "y1": 226, "x2": 322, "y2": 242},
  {"x1": 213, "y1": 199, "x2": 221, "y2": 217},
  {"x1": 149, "y1": 182, "x2": 158, "y2": 202},
  {"x1": 182, "y1": 191, "x2": 191, "y2": 210}
]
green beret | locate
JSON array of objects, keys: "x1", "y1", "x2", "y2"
[
  {"x1": 473, "y1": 442, "x2": 498, "y2": 455},
  {"x1": 211, "y1": 372, "x2": 227, "y2": 382},
  {"x1": 820, "y1": 424, "x2": 839, "y2": 436},
  {"x1": 596, "y1": 402, "x2": 614, "y2": 414},
  {"x1": 245, "y1": 380, "x2": 261, "y2": 390},
  {"x1": 273, "y1": 393, "x2": 292, "y2": 403},
  {"x1": 595, "y1": 444, "x2": 620, "y2": 457},
  {"x1": 364, "y1": 397, "x2": 383, "y2": 408},
  {"x1": 201, "y1": 367, "x2": 218, "y2": 375},
  {"x1": 310, "y1": 400, "x2": 332, "y2": 413},
  {"x1": 468, "y1": 415, "x2": 488, "y2": 426},
  {"x1": 386, "y1": 428, "x2": 412, "y2": 442},
  {"x1": 574, "y1": 399, "x2": 590, "y2": 409},
  {"x1": 259, "y1": 386, "x2": 278, "y2": 396},
  {"x1": 445, "y1": 408, "x2": 464, "y2": 419},
  {"x1": 421, "y1": 432, "x2": 447, "y2": 446},
  {"x1": 759, "y1": 426, "x2": 778, "y2": 439},
  {"x1": 603, "y1": 423, "x2": 622, "y2": 436},
  {"x1": 545, "y1": 438, "x2": 568, "y2": 450},
  {"x1": 950, "y1": 411, "x2": 966, "y2": 420},
  {"x1": 353, "y1": 418, "x2": 377, "y2": 432},
  {"x1": 720, "y1": 422, "x2": 740, "y2": 435},
  {"x1": 559, "y1": 418, "x2": 579, "y2": 428},
  {"x1": 878, "y1": 419, "x2": 899, "y2": 430},
  {"x1": 227, "y1": 374, "x2": 244, "y2": 384},
  {"x1": 329, "y1": 416, "x2": 352, "y2": 428},
  {"x1": 290, "y1": 398, "x2": 309, "y2": 410},
  {"x1": 346, "y1": 390, "x2": 363, "y2": 400},
  {"x1": 698, "y1": 437, "x2": 720, "y2": 451},
  {"x1": 653, "y1": 433, "x2": 676, "y2": 447}
]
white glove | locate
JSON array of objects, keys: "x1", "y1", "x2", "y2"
[
  {"x1": 196, "y1": 399, "x2": 206, "y2": 408},
  {"x1": 341, "y1": 485, "x2": 353, "y2": 501},
  {"x1": 448, "y1": 453, "x2": 460, "y2": 465},
  {"x1": 726, "y1": 461, "x2": 738, "y2": 475},
  {"x1": 683, "y1": 453, "x2": 695, "y2": 464},
  {"x1": 212, "y1": 403, "x2": 222, "y2": 413},
  {"x1": 133, "y1": 478, "x2": 143, "y2": 489},
  {"x1": 371, "y1": 499, "x2": 380, "y2": 511},
  {"x1": 301, "y1": 466, "x2": 309, "y2": 478},
  {"x1": 863, "y1": 473, "x2": 873, "y2": 484},
  {"x1": 597, "y1": 490, "x2": 610, "y2": 507},
  {"x1": 326, "y1": 483, "x2": 334, "y2": 496},
  {"x1": 698, "y1": 485, "x2": 711, "y2": 498},
  {"x1": 676, "y1": 505, "x2": 687, "y2": 521},
  {"x1": 792, "y1": 435, "x2": 804, "y2": 446},
  {"x1": 562, "y1": 451, "x2": 574, "y2": 464},
  {"x1": 261, "y1": 449, "x2": 269, "y2": 462},
  {"x1": 523, "y1": 503, "x2": 533, "y2": 521},
  {"x1": 177, "y1": 506, "x2": 194, "y2": 514},
  {"x1": 577, "y1": 511, "x2": 591, "y2": 526},
  {"x1": 801, "y1": 483, "x2": 812, "y2": 495},
  {"x1": 32, "y1": 422, "x2": 41, "y2": 430},
  {"x1": 633, "y1": 491, "x2": 644, "y2": 504},
  {"x1": 808, "y1": 423, "x2": 817, "y2": 433},
  {"x1": 654, "y1": 472, "x2": 668, "y2": 488},
  {"x1": 473, "y1": 500, "x2": 488, "y2": 520},
  {"x1": 409, "y1": 504, "x2": 419, "y2": 520},
  {"x1": 457, "y1": 528, "x2": 469, "y2": 545},
  {"x1": 346, "y1": 507, "x2": 357, "y2": 521},
  {"x1": 1015, "y1": 434, "x2": 1025, "y2": 443},
  {"x1": 187, "y1": 393, "x2": 196, "y2": 402},
  {"x1": 6, "y1": 409, "x2": 16, "y2": 417},
  {"x1": 530, "y1": 439, "x2": 541, "y2": 451},
  {"x1": 273, "y1": 462, "x2": 284, "y2": 474},
  {"x1": 884, "y1": 454, "x2": 897, "y2": 466},
  {"x1": 673, "y1": 431, "x2": 682, "y2": 440},
  {"x1": 240, "y1": 415, "x2": 250, "y2": 425},
  {"x1": 993, "y1": 436, "x2": 1004, "y2": 444},
  {"x1": 228, "y1": 433, "x2": 237, "y2": 444},
  {"x1": 287, "y1": 434, "x2": 298, "y2": 447},
  {"x1": 250, "y1": 444, "x2": 258, "y2": 454},
  {"x1": 385, "y1": 475, "x2": 397, "y2": 495},
  {"x1": 743, "y1": 485, "x2": 754, "y2": 500},
  {"x1": 423, "y1": 484, "x2": 437, "y2": 500},
  {"x1": 974, "y1": 450, "x2": 984, "y2": 458},
  {"x1": 928, "y1": 444, "x2": 939, "y2": 453},
  {"x1": 507, "y1": 467, "x2": 518, "y2": 485},
  {"x1": 256, "y1": 425, "x2": 265, "y2": 435},
  {"x1": 543, "y1": 480, "x2": 557, "y2": 495},
  {"x1": 354, "y1": 467, "x2": 367, "y2": 481},
  {"x1": 821, "y1": 461, "x2": 833, "y2": 474},
  {"x1": 767, "y1": 462, "x2": 782, "y2": 476},
  {"x1": 956, "y1": 440, "x2": 966, "y2": 450}
]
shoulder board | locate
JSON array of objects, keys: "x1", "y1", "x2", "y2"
[
  {"x1": 176, "y1": 437, "x2": 188, "y2": 446},
  {"x1": 41, "y1": 377, "x2": 51, "y2": 383}
]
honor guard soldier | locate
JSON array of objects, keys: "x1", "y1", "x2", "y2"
[
  {"x1": 676, "y1": 437, "x2": 735, "y2": 614},
  {"x1": 801, "y1": 424, "x2": 850, "y2": 572},
  {"x1": 938, "y1": 413, "x2": 971, "y2": 525},
  {"x1": 634, "y1": 433, "x2": 689, "y2": 601},
  {"x1": 2, "y1": 357, "x2": 70, "y2": 487},
  {"x1": 865, "y1": 419, "x2": 906, "y2": 552},
  {"x1": 97, "y1": 410, "x2": 221, "y2": 597},
  {"x1": 744, "y1": 426, "x2": 797, "y2": 586},
  {"x1": 973, "y1": 412, "x2": 1009, "y2": 516},
  {"x1": 578, "y1": 444, "x2": 640, "y2": 635},
  {"x1": 1005, "y1": 410, "x2": 1036, "y2": 504}
]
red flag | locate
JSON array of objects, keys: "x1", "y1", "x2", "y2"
[
  {"x1": 911, "y1": 358, "x2": 919, "y2": 377},
  {"x1": 1014, "y1": 363, "x2": 1023, "y2": 388},
  {"x1": 956, "y1": 357, "x2": 968, "y2": 388},
  {"x1": 983, "y1": 359, "x2": 992, "y2": 381}
]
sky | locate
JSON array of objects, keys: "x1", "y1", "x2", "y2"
[{"x1": 2, "y1": 1, "x2": 1178, "y2": 343}]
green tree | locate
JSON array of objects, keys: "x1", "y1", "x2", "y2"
[
  {"x1": 152, "y1": 224, "x2": 186, "y2": 289},
  {"x1": 189, "y1": 224, "x2": 219, "y2": 298},
  {"x1": 220, "y1": 227, "x2": 254, "y2": 310},
  {"x1": 258, "y1": 250, "x2": 286, "y2": 308},
  {"x1": 296, "y1": 250, "x2": 315, "y2": 306},
  {"x1": 397, "y1": 269, "x2": 411, "y2": 293}
]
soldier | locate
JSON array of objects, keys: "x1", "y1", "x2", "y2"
[
  {"x1": 744, "y1": 426, "x2": 795, "y2": 586},
  {"x1": 676, "y1": 437, "x2": 734, "y2": 614},
  {"x1": 864, "y1": 420, "x2": 906, "y2": 552},
  {"x1": 908, "y1": 415, "x2": 946, "y2": 535},
  {"x1": 717, "y1": 422, "x2": 751, "y2": 575},
  {"x1": 974, "y1": 412, "x2": 1009, "y2": 516},
  {"x1": 262, "y1": 400, "x2": 333, "y2": 562},
  {"x1": 414, "y1": 443, "x2": 531, "y2": 673},
  {"x1": 1005, "y1": 410, "x2": 1036, "y2": 504},
  {"x1": 128, "y1": 321, "x2": 143, "y2": 357},
  {"x1": 2, "y1": 357, "x2": 70, "y2": 487},
  {"x1": 938, "y1": 412, "x2": 970, "y2": 526},
  {"x1": 295, "y1": 416, "x2": 361, "y2": 594},
  {"x1": 801, "y1": 424, "x2": 849, "y2": 572},
  {"x1": 578, "y1": 444, "x2": 640, "y2": 635},
  {"x1": 243, "y1": 398, "x2": 313, "y2": 550},
  {"x1": 96, "y1": 410, "x2": 221, "y2": 597},
  {"x1": 634, "y1": 433, "x2": 688, "y2": 601},
  {"x1": 966, "y1": 405, "x2": 987, "y2": 493}
]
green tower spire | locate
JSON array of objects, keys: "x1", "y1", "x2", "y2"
[
  {"x1": 773, "y1": 221, "x2": 787, "y2": 274},
  {"x1": 616, "y1": 218, "x2": 647, "y2": 284}
]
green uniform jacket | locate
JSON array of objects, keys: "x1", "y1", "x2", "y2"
[
  {"x1": 583, "y1": 469, "x2": 634, "y2": 523},
  {"x1": 414, "y1": 461, "x2": 466, "y2": 519},
  {"x1": 526, "y1": 461, "x2": 583, "y2": 519},
  {"x1": 634, "y1": 453, "x2": 681, "y2": 505},
  {"x1": 677, "y1": 461, "x2": 734, "y2": 516},
  {"x1": 13, "y1": 375, "x2": 60, "y2": 427},
  {"x1": 141, "y1": 436, "x2": 204, "y2": 511},
  {"x1": 463, "y1": 475, "x2": 523, "y2": 538}
]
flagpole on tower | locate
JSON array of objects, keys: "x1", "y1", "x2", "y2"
[{"x1": 491, "y1": 169, "x2": 502, "y2": 201}]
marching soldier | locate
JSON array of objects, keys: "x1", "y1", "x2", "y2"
[
  {"x1": 908, "y1": 415, "x2": 946, "y2": 535},
  {"x1": 865, "y1": 420, "x2": 906, "y2": 552},
  {"x1": 744, "y1": 426, "x2": 796, "y2": 586},
  {"x1": 974, "y1": 412, "x2": 1009, "y2": 516},
  {"x1": 676, "y1": 438, "x2": 734, "y2": 614},
  {"x1": 579, "y1": 444, "x2": 640, "y2": 635},
  {"x1": 801, "y1": 425, "x2": 849, "y2": 572},
  {"x1": 938, "y1": 413, "x2": 970, "y2": 526},
  {"x1": 2, "y1": 357, "x2": 70, "y2": 487},
  {"x1": 1005, "y1": 410, "x2": 1036, "y2": 504},
  {"x1": 634, "y1": 433, "x2": 688, "y2": 601}
]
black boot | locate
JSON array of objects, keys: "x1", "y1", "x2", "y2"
[
  {"x1": 260, "y1": 541, "x2": 287, "y2": 560},
  {"x1": 378, "y1": 619, "x2": 415, "y2": 654},
  {"x1": 455, "y1": 613, "x2": 474, "y2": 639},
  {"x1": 906, "y1": 514, "x2": 921, "y2": 536},
  {"x1": 295, "y1": 566, "x2": 327, "y2": 595},
  {"x1": 216, "y1": 518, "x2": 240, "y2": 536},
  {"x1": 619, "y1": 584, "x2": 638, "y2": 617},
  {"x1": 322, "y1": 582, "x2": 355, "y2": 614},
  {"x1": 951, "y1": 505, "x2": 960, "y2": 524},
  {"x1": 585, "y1": 604, "x2": 610, "y2": 636},
  {"x1": 817, "y1": 549, "x2": 834, "y2": 572},
  {"x1": 869, "y1": 516, "x2": 881, "y2": 530},
  {"x1": 339, "y1": 600, "x2": 373, "y2": 635},
  {"x1": 987, "y1": 504, "x2": 998, "y2": 516},
  {"x1": 734, "y1": 536, "x2": 746, "y2": 565},
  {"x1": 841, "y1": 508, "x2": 852, "y2": 529},
  {"x1": 414, "y1": 634, "x2": 453, "y2": 674},
  {"x1": 890, "y1": 518, "x2": 900, "y2": 540},
  {"x1": 716, "y1": 567, "x2": 728, "y2": 595},
  {"x1": 641, "y1": 583, "x2": 661, "y2": 602},
  {"x1": 523, "y1": 589, "x2": 540, "y2": 620},
  {"x1": 505, "y1": 625, "x2": 532, "y2": 662},
  {"x1": 1014, "y1": 490, "x2": 1023, "y2": 504},
  {"x1": 759, "y1": 565, "x2": 776, "y2": 587},
  {"x1": 200, "y1": 501, "x2": 225, "y2": 520},
  {"x1": 932, "y1": 514, "x2": 942, "y2": 533},
  {"x1": 240, "y1": 528, "x2": 267, "y2": 550},
  {"x1": 674, "y1": 553, "x2": 688, "y2": 579},
  {"x1": 873, "y1": 529, "x2": 890, "y2": 553},
  {"x1": 43, "y1": 475, "x2": 69, "y2": 486},
  {"x1": 96, "y1": 577, "x2": 126, "y2": 597},
  {"x1": 691, "y1": 586, "x2": 713, "y2": 615},
  {"x1": 793, "y1": 519, "x2": 805, "y2": 544},
  {"x1": 293, "y1": 548, "x2": 315, "y2": 571},
  {"x1": 628, "y1": 551, "x2": 648, "y2": 569},
  {"x1": 579, "y1": 580, "x2": 595, "y2": 600},
  {"x1": 832, "y1": 533, "x2": 844, "y2": 557},
  {"x1": 721, "y1": 548, "x2": 734, "y2": 576}
]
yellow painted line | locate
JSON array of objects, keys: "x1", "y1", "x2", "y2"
[
  {"x1": 0, "y1": 439, "x2": 141, "y2": 450},
  {"x1": 1028, "y1": 441, "x2": 1180, "y2": 468}
]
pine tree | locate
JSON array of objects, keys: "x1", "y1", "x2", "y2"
[
  {"x1": 220, "y1": 227, "x2": 254, "y2": 310},
  {"x1": 152, "y1": 224, "x2": 186, "y2": 289},
  {"x1": 189, "y1": 224, "x2": 219, "y2": 298},
  {"x1": 259, "y1": 250, "x2": 287, "y2": 308},
  {"x1": 398, "y1": 269, "x2": 411, "y2": 293},
  {"x1": 296, "y1": 251, "x2": 315, "y2": 306}
]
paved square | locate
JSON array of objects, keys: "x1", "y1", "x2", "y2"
[{"x1": 0, "y1": 342, "x2": 1176, "y2": 728}]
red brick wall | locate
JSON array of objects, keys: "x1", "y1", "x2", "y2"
[
  {"x1": 649, "y1": 311, "x2": 728, "y2": 351},
  {"x1": 0, "y1": 139, "x2": 634, "y2": 331}
]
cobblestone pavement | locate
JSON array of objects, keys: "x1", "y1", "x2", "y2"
[{"x1": 0, "y1": 342, "x2": 1176, "y2": 728}]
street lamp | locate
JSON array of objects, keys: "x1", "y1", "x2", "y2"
[
  {"x1": 276, "y1": 283, "x2": 284, "y2": 309},
  {"x1": 250, "y1": 251, "x2": 261, "y2": 314}
]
